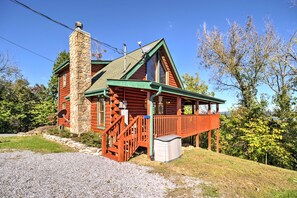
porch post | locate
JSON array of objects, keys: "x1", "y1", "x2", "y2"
[
  {"x1": 208, "y1": 130, "x2": 211, "y2": 150},
  {"x1": 177, "y1": 97, "x2": 182, "y2": 135},
  {"x1": 216, "y1": 128, "x2": 220, "y2": 153},
  {"x1": 196, "y1": 133, "x2": 200, "y2": 147},
  {"x1": 195, "y1": 101, "x2": 199, "y2": 115},
  {"x1": 207, "y1": 102, "x2": 211, "y2": 150},
  {"x1": 195, "y1": 100, "x2": 200, "y2": 147},
  {"x1": 216, "y1": 103, "x2": 220, "y2": 153},
  {"x1": 216, "y1": 103, "x2": 219, "y2": 114},
  {"x1": 208, "y1": 102, "x2": 211, "y2": 114},
  {"x1": 146, "y1": 91, "x2": 151, "y2": 159}
]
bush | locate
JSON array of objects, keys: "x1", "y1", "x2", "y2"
[
  {"x1": 47, "y1": 127, "x2": 71, "y2": 138},
  {"x1": 72, "y1": 131, "x2": 101, "y2": 148}
]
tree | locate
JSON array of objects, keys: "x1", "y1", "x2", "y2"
[
  {"x1": 182, "y1": 72, "x2": 214, "y2": 114},
  {"x1": 182, "y1": 72, "x2": 214, "y2": 96},
  {"x1": 221, "y1": 100, "x2": 291, "y2": 168},
  {"x1": 30, "y1": 84, "x2": 56, "y2": 127},
  {"x1": 265, "y1": 33, "x2": 297, "y2": 119},
  {"x1": 198, "y1": 17, "x2": 275, "y2": 108}
]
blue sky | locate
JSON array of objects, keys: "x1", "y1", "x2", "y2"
[{"x1": 1, "y1": 0, "x2": 296, "y2": 111}]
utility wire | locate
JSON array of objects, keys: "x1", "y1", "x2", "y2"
[
  {"x1": 9, "y1": 0, "x2": 125, "y2": 54},
  {"x1": 0, "y1": 35, "x2": 54, "y2": 62}
]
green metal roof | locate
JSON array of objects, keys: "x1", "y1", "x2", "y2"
[
  {"x1": 85, "y1": 39, "x2": 163, "y2": 95},
  {"x1": 54, "y1": 60, "x2": 69, "y2": 74},
  {"x1": 106, "y1": 79, "x2": 226, "y2": 104}
]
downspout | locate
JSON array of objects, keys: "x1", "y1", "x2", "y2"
[
  {"x1": 103, "y1": 88, "x2": 110, "y2": 98},
  {"x1": 149, "y1": 86, "x2": 163, "y2": 160}
]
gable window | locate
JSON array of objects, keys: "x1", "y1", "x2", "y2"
[
  {"x1": 97, "y1": 98, "x2": 105, "y2": 128},
  {"x1": 159, "y1": 61, "x2": 166, "y2": 84},
  {"x1": 62, "y1": 73, "x2": 67, "y2": 87},
  {"x1": 146, "y1": 51, "x2": 167, "y2": 84},
  {"x1": 147, "y1": 54, "x2": 157, "y2": 81}
]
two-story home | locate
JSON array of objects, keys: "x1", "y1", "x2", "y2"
[{"x1": 54, "y1": 22, "x2": 225, "y2": 162}]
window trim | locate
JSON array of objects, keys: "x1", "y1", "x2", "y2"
[
  {"x1": 62, "y1": 102, "x2": 66, "y2": 110},
  {"x1": 97, "y1": 97, "x2": 105, "y2": 129},
  {"x1": 146, "y1": 51, "x2": 168, "y2": 85},
  {"x1": 62, "y1": 73, "x2": 67, "y2": 88}
]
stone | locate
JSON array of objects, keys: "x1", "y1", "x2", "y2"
[
  {"x1": 69, "y1": 28, "x2": 91, "y2": 135},
  {"x1": 42, "y1": 134, "x2": 101, "y2": 156}
]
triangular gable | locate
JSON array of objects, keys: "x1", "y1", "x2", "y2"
[
  {"x1": 85, "y1": 39, "x2": 162, "y2": 96},
  {"x1": 123, "y1": 39, "x2": 184, "y2": 89}
]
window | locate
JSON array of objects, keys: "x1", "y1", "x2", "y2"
[
  {"x1": 159, "y1": 61, "x2": 166, "y2": 84},
  {"x1": 97, "y1": 98, "x2": 105, "y2": 128},
  {"x1": 147, "y1": 54, "x2": 157, "y2": 81},
  {"x1": 62, "y1": 102, "x2": 66, "y2": 110},
  {"x1": 62, "y1": 73, "x2": 67, "y2": 87},
  {"x1": 146, "y1": 51, "x2": 167, "y2": 84}
]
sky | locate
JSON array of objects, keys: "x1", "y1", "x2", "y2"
[{"x1": 0, "y1": 0, "x2": 296, "y2": 111}]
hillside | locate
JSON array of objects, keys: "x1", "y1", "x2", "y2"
[{"x1": 131, "y1": 147, "x2": 297, "y2": 197}]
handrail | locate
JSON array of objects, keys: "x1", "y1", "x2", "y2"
[
  {"x1": 102, "y1": 116, "x2": 123, "y2": 135},
  {"x1": 117, "y1": 116, "x2": 139, "y2": 140}
]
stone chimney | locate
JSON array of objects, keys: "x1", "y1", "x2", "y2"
[{"x1": 69, "y1": 21, "x2": 91, "y2": 135}]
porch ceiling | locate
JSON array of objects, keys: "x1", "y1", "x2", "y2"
[{"x1": 106, "y1": 79, "x2": 225, "y2": 104}]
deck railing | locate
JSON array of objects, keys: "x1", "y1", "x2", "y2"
[
  {"x1": 154, "y1": 114, "x2": 220, "y2": 138},
  {"x1": 101, "y1": 116, "x2": 125, "y2": 157}
]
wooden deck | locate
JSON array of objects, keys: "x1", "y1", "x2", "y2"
[
  {"x1": 101, "y1": 114, "x2": 220, "y2": 162},
  {"x1": 154, "y1": 114, "x2": 220, "y2": 138}
]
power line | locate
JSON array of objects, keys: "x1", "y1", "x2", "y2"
[
  {"x1": 0, "y1": 35, "x2": 54, "y2": 62},
  {"x1": 9, "y1": 0, "x2": 125, "y2": 55}
]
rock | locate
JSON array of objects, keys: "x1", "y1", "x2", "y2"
[{"x1": 42, "y1": 134, "x2": 101, "y2": 156}]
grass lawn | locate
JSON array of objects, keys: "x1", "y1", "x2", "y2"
[
  {"x1": 131, "y1": 147, "x2": 297, "y2": 197},
  {"x1": 0, "y1": 135, "x2": 75, "y2": 153}
]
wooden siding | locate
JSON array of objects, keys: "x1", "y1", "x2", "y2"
[
  {"x1": 160, "y1": 47, "x2": 181, "y2": 88},
  {"x1": 91, "y1": 64, "x2": 106, "y2": 76},
  {"x1": 128, "y1": 47, "x2": 182, "y2": 88},
  {"x1": 112, "y1": 87, "x2": 148, "y2": 122},
  {"x1": 58, "y1": 68, "x2": 70, "y2": 127},
  {"x1": 91, "y1": 96, "x2": 111, "y2": 133},
  {"x1": 130, "y1": 64, "x2": 146, "y2": 80},
  {"x1": 163, "y1": 95, "x2": 177, "y2": 115}
]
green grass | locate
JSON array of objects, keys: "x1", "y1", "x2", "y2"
[
  {"x1": 130, "y1": 147, "x2": 297, "y2": 197},
  {"x1": 0, "y1": 135, "x2": 75, "y2": 153}
]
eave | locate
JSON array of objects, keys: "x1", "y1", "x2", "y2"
[
  {"x1": 54, "y1": 59, "x2": 112, "y2": 74},
  {"x1": 106, "y1": 79, "x2": 225, "y2": 104}
]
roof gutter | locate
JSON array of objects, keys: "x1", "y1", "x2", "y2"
[
  {"x1": 84, "y1": 88, "x2": 107, "y2": 97},
  {"x1": 149, "y1": 86, "x2": 163, "y2": 160}
]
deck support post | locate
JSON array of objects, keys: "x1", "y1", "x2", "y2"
[
  {"x1": 216, "y1": 128, "x2": 220, "y2": 153},
  {"x1": 208, "y1": 130, "x2": 211, "y2": 150},
  {"x1": 177, "y1": 97, "x2": 182, "y2": 136},
  {"x1": 195, "y1": 133, "x2": 200, "y2": 147}
]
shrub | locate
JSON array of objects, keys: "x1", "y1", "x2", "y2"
[
  {"x1": 47, "y1": 127, "x2": 71, "y2": 138},
  {"x1": 72, "y1": 131, "x2": 101, "y2": 148}
]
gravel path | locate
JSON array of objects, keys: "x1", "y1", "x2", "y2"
[{"x1": 0, "y1": 151, "x2": 175, "y2": 198}]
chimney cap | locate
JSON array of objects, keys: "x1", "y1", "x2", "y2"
[{"x1": 75, "y1": 21, "x2": 83, "y2": 30}]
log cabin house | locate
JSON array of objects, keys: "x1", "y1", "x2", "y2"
[{"x1": 55, "y1": 22, "x2": 225, "y2": 162}]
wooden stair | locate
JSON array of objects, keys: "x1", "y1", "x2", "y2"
[{"x1": 101, "y1": 116, "x2": 148, "y2": 162}]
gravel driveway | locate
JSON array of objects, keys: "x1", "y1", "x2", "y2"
[{"x1": 0, "y1": 151, "x2": 175, "y2": 198}]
